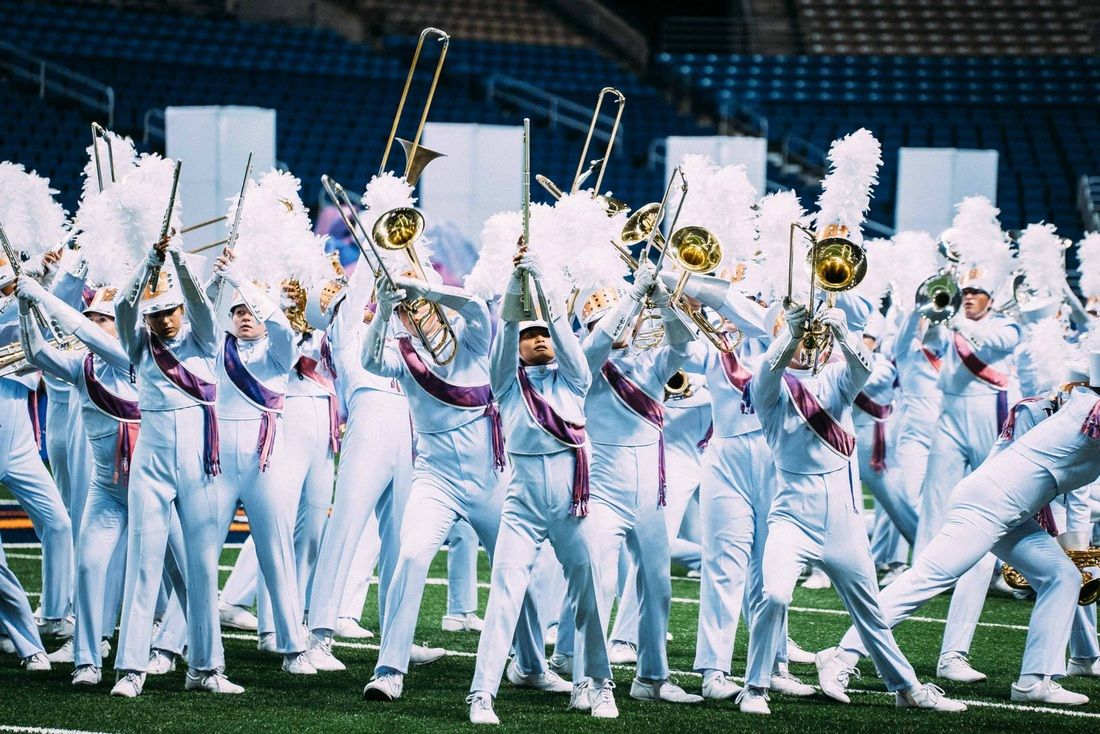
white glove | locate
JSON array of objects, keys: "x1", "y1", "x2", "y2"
[
  {"x1": 14, "y1": 275, "x2": 46, "y2": 304},
  {"x1": 391, "y1": 274, "x2": 428, "y2": 302},
  {"x1": 515, "y1": 253, "x2": 542, "y2": 280},
  {"x1": 819, "y1": 307, "x2": 848, "y2": 341},
  {"x1": 376, "y1": 276, "x2": 406, "y2": 318},
  {"x1": 631, "y1": 263, "x2": 658, "y2": 301},
  {"x1": 213, "y1": 252, "x2": 242, "y2": 288},
  {"x1": 649, "y1": 280, "x2": 671, "y2": 308},
  {"x1": 785, "y1": 303, "x2": 809, "y2": 340}
]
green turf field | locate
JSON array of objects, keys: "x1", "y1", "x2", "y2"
[{"x1": 3, "y1": 545, "x2": 1100, "y2": 733}]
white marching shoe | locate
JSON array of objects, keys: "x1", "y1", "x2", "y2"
[
  {"x1": 801, "y1": 567, "x2": 832, "y2": 589},
  {"x1": 257, "y1": 632, "x2": 278, "y2": 654},
  {"x1": 937, "y1": 652, "x2": 986, "y2": 683},
  {"x1": 442, "y1": 612, "x2": 483, "y2": 633},
  {"x1": 736, "y1": 686, "x2": 771, "y2": 715},
  {"x1": 569, "y1": 681, "x2": 591, "y2": 711},
  {"x1": 184, "y1": 669, "x2": 244, "y2": 694},
  {"x1": 589, "y1": 680, "x2": 619, "y2": 718},
  {"x1": 283, "y1": 652, "x2": 318, "y2": 675},
  {"x1": 38, "y1": 616, "x2": 75, "y2": 638},
  {"x1": 506, "y1": 658, "x2": 571, "y2": 693},
  {"x1": 467, "y1": 691, "x2": 499, "y2": 724},
  {"x1": 148, "y1": 649, "x2": 177, "y2": 675},
  {"x1": 335, "y1": 617, "x2": 374, "y2": 639},
  {"x1": 363, "y1": 672, "x2": 404, "y2": 701},
  {"x1": 410, "y1": 643, "x2": 446, "y2": 666},
  {"x1": 548, "y1": 652, "x2": 573, "y2": 679},
  {"x1": 73, "y1": 665, "x2": 102, "y2": 686},
  {"x1": 1011, "y1": 678, "x2": 1089, "y2": 706},
  {"x1": 879, "y1": 564, "x2": 909, "y2": 588},
  {"x1": 786, "y1": 637, "x2": 816, "y2": 665},
  {"x1": 0, "y1": 635, "x2": 15, "y2": 654},
  {"x1": 897, "y1": 683, "x2": 967, "y2": 712},
  {"x1": 771, "y1": 666, "x2": 815, "y2": 696},
  {"x1": 629, "y1": 678, "x2": 704, "y2": 704},
  {"x1": 608, "y1": 641, "x2": 638, "y2": 665},
  {"x1": 1067, "y1": 657, "x2": 1100, "y2": 677},
  {"x1": 701, "y1": 670, "x2": 743, "y2": 700},
  {"x1": 816, "y1": 647, "x2": 858, "y2": 704},
  {"x1": 110, "y1": 671, "x2": 145, "y2": 697},
  {"x1": 306, "y1": 634, "x2": 346, "y2": 672},
  {"x1": 22, "y1": 652, "x2": 51, "y2": 671},
  {"x1": 218, "y1": 601, "x2": 258, "y2": 631},
  {"x1": 47, "y1": 638, "x2": 75, "y2": 664}
]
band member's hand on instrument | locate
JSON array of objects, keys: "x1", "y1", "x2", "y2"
[
  {"x1": 630, "y1": 262, "x2": 658, "y2": 301},
  {"x1": 375, "y1": 275, "x2": 407, "y2": 319},
  {"x1": 515, "y1": 253, "x2": 541, "y2": 280},
  {"x1": 649, "y1": 279, "x2": 672, "y2": 308},
  {"x1": 213, "y1": 247, "x2": 242, "y2": 287},
  {"x1": 391, "y1": 274, "x2": 429, "y2": 303},
  {"x1": 820, "y1": 306, "x2": 848, "y2": 340},
  {"x1": 512, "y1": 235, "x2": 528, "y2": 268},
  {"x1": 785, "y1": 302, "x2": 809, "y2": 340},
  {"x1": 14, "y1": 275, "x2": 46, "y2": 305}
]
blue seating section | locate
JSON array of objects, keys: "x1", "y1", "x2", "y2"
[{"x1": 655, "y1": 52, "x2": 1100, "y2": 238}]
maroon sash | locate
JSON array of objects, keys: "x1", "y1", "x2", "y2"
[
  {"x1": 1084, "y1": 400, "x2": 1100, "y2": 440},
  {"x1": 517, "y1": 366, "x2": 589, "y2": 516},
  {"x1": 953, "y1": 333, "x2": 1011, "y2": 431},
  {"x1": 854, "y1": 392, "x2": 892, "y2": 472},
  {"x1": 602, "y1": 360, "x2": 667, "y2": 506},
  {"x1": 397, "y1": 336, "x2": 505, "y2": 471},
  {"x1": 151, "y1": 334, "x2": 220, "y2": 476},
  {"x1": 27, "y1": 388, "x2": 42, "y2": 451},
  {"x1": 1036, "y1": 504, "x2": 1059, "y2": 537},
  {"x1": 84, "y1": 354, "x2": 141, "y2": 483},
  {"x1": 224, "y1": 334, "x2": 285, "y2": 472},
  {"x1": 720, "y1": 349, "x2": 755, "y2": 414},
  {"x1": 782, "y1": 372, "x2": 856, "y2": 458},
  {"x1": 697, "y1": 422, "x2": 713, "y2": 451},
  {"x1": 921, "y1": 345, "x2": 942, "y2": 372},
  {"x1": 998, "y1": 396, "x2": 1046, "y2": 442},
  {"x1": 296, "y1": 355, "x2": 341, "y2": 454}
]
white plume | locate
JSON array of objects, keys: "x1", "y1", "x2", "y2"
[
  {"x1": 858, "y1": 237, "x2": 893, "y2": 303},
  {"x1": 1016, "y1": 222, "x2": 1066, "y2": 298},
  {"x1": 944, "y1": 195, "x2": 1014, "y2": 296},
  {"x1": 1078, "y1": 231, "x2": 1100, "y2": 301},
  {"x1": 889, "y1": 230, "x2": 943, "y2": 311},
  {"x1": 1020, "y1": 317, "x2": 1075, "y2": 394},
  {"x1": 81, "y1": 130, "x2": 139, "y2": 202},
  {"x1": 0, "y1": 163, "x2": 69, "y2": 258},
  {"x1": 747, "y1": 189, "x2": 810, "y2": 304},
  {"x1": 815, "y1": 128, "x2": 882, "y2": 243},
  {"x1": 542, "y1": 192, "x2": 627, "y2": 304},
  {"x1": 465, "y1": 209, "x2": 525, "y2": 301},
  {"x1": 673, "y1": 155, "x2": 759, "y2": 272},
  {"x1": 76, "y1": 153, "x2": 181, "y2": 286}
]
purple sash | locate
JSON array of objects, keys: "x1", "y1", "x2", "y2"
[
  {"x1": 224, "y1": 334, "x2": 285, "y2": 472},
  {"x1": 720, "y1": 349, "x2": 755, "y2": 414},
  {"x1": 397, "y1": 336, "x2": 506, "y2": 471},
  {"x1": 151, "y1": 334, "x2": 220, "y2": 476},
  {"x1": 296, "y1": 355, "x2": 341, "y2": 454},
  {"x1": 782, "y1": 372, "x2": 856, "y2": 458},
  {"x1": 1084, "y1": 400, "x2": 1100, "y2": 440},
  {"x1": 953, "y1": 333, "x2": 1011, "y2": 432},
  {"x1": 697, "y1": 422, "x2": 713, "y2": 451},
  {"x1": 602, "y1": 360, "x2": 667, "y2": 506},
  {"x1": 516, "y1": 365, "x2": 590, "y2": 516},
  {"x1": 27, "y1": 389, "x2": 41, "y2": 451},
  {"x1": 921, "y1": 345, "x2": 942, "y2": 372},
  {"x1": 999, "y1": 396, "x2": 1045, "y2": 442},
  {"x1": 854, "y1": 392, "x2": 891, "y2": 471},
  {"x1": 84, "y1": 354, "x2": 141, "y2": 483}
]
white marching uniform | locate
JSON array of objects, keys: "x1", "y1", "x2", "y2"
[
  {"x1": 114, "y1": 253, "x2": 224, "y2": 673},
  {"x1": 1050, "y1": 486, "x2": 1099, "y2": 665},
  {"x1": 364, "y1": 284, "x2": 544, "y2": 679},
  {"x1": 837, "y1": 388, "x2": 1100, "y2": 679},
  {"x1": 916, "y1": 311, "x2": 1021, "y2": 660},
  {"x1": 446, "y1": 520, "x2": 481, "y2": 618},
  {"x1": 0, "y1": 301, "x2": 72, "y2": 624},
  {"x1": 0, "y1": 540, "x2": 45, "y2": 658},
  {"x1": 470, "y1": 296, "x2": 610, "y2": 696},
  {"x1": 745, "y1": 322, "x2": 920, "y2": 693}
]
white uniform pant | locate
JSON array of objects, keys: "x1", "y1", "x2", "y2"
[
  {"x1": 339, "y1": 513, "x2": 382, "y2": 620},
  {"x1": 746, "y1": 465, "x2": 919, "y2": 691},
  {"x1": 214, "y1": 418, "x2": 304, "y2": 654},
  {"x1": 116, "y1": 407, "x2": 222, "y2": 672},
  {"x1": 446, "y1": 520, "x2": 480, "y2": 615},
  {"x1": 893, "y1": 394, "x2": 939, "y2": 507},
  {"x1": 374, "y1": 421, "x2": 544, "y2": 676},
  {"x1": 609, "y1": 442, "x2": 702, "y2": 647},
  {"x1": 471, "y1": 452, "x2": 610, "y2": 695},
  {"x1": 840, "y1": 449, "x2": 1080, "y2": 677},
  {"x1": 855, "y1": 418, "x2": 915, "y2": 568},
  {"x1": 694, "y1": 433, "x2": 786, "y2": 674},
  {"x1": 0, "y1": 541, "x2": 44, "y2": 657},
  {"x1": 307, "y1": 390, "x2": 411, "y2": 635},
  {"x1": 530, "y1": 540, "x2": 567, "y2": 636}
]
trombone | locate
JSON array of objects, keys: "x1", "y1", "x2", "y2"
[
  {"x1": 379, "y1": 27, "x2": 449, "y2": 186},
  {"x1": 536, "y1": 87, "x2": 626, "y2": 208},
  {"x1": 90, "y1": 122, "x2": 116, "y2": 194},
  {"x1": 664, "y1": 227, "x2": 740, "y2": 353}
]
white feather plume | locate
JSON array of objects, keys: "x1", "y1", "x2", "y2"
[
  {"x1": 815, "y1": 128, "x2": 882, "y2": 243},
  {"x1": 0, "y1": 163, "x2": 69, "y2": 258},
  {"x1": 465, "y1": 209, "x2": 525, "y2": 301},
  {"x1": 858, "y1": 237, "x2": 893, "y2": 303},
  {"x1": 1020, "y1": 317, "x2": 1074, "y2": 394},
  {"x1": 76, "y1": 153, "x2": 181, "y2": 286},
  {"x1": 747, "y1": 189, "x2": 810, "y2": 303},
  {"x1": 541, "y1": 193, "x2": 627, "y2": 304},
  {"x1": 889, "y1": 230, "x2": 943, "y2": 311},
  {"x1": 1078, "y1": 231, "x2": 1100, "y2": 301},
  {"x1": 81, "y1": 130, "x2": 139, "y2": 202},
  {"x1": 944, "y1": 195, "x2": 1014, "y2": 295},
  {"x1": 1016, "y1": 222, "x2": 1066, "y2": 297}
]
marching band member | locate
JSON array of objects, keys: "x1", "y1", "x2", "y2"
[
  {"x1": 826, "y1": 351, "x2": 1100, "y2": 705},
  {"x1": 468, "y1": 247, "x2": 613, "y2": 724},
  {"x1": 443, "y1": 521, "x2": 484, "y2": 632},
  {"x1": 0, "y1": 542, "x2": 50, "y2": 671}
]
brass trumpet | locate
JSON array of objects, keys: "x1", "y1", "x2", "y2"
[
  {"x1": 0, "y1": 335, "x2": 85, "y2": 378},
  {"x1": 664, "y1": 369, "x2": 693, "y2": 400},
  {"x1": 1001, "y1": 550, "x2": 1100, "y2": 606}
]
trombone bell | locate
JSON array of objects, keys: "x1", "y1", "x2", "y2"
[
  {"x1": 373, "y1": 207, "x2": 426, "y2": 250},
  {"x1": 809, "y1": 238, "x2": 867, "y2": 293},
  {"x1": 398, "y1": 137, "x2": 446, "y2": 187},
  {"x1": 915, "y1": 271, "x2": 961, "y2": 323},
  {"x1": 669, "y1": 226, "x2": 721, "y2": 274}
]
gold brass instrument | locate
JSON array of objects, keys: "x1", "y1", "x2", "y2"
[
  {"x1": 665, "y1": 226, "x2": 740, "y2": 353},
  {"x1": 379, "y1": 27, "x2": 449, "y2": 186},
  {"x1": 785, "y1": 222, "x2": 867, "y2": 370},
  {"x1": 664, "y1": 369, "x2": 693, "y2": 400},
  {"x1": 536, "y1": 87, "x2": 626, "y2": 207},
  {"x1": 1001, "y1": 550, "x2": 1100, "y2": 606},
  {"x1": 321, "y1": 176, "x2": 458, "y2": 366},
  {"x1": 915, "y1": 271, "x2": 962, "y2": 324},
  {"x1": 0, "y1": 334, "x2": 85, "y2": 378},
  {"x1": 90, "y1": 122, "x2": 116, "y2": 194}
]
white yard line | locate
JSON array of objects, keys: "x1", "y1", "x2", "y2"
[{"x1": 0, "y1": 726, "x2": 114, "y2": 734}]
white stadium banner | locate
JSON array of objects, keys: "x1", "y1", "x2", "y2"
[
  {"x1": 165, "y1": 106, "x2": 276, "y2": 262},
  {"x1": 895, "y1": 148, "x2": 998, "y2": 234},
  {"x1": 664, "y1": 135, "x2": 768, "y2": 195}
]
